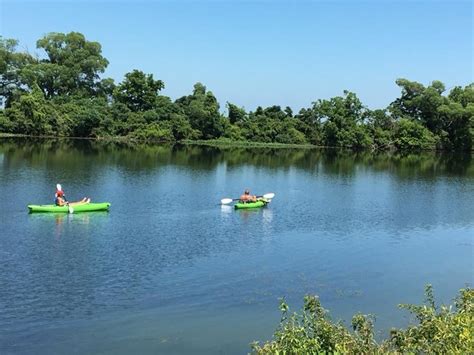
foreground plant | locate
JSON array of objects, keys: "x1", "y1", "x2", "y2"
[{"x1": 252, "y1": 285, "x2": 474, "y2": 354}]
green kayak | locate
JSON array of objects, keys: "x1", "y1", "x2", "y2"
[
  {"x1": 234, "y1": 199, "x2": 269, "y2": 209},
  {"x1": 28, "y1": 202, "x2": 111, "y2": 213}
]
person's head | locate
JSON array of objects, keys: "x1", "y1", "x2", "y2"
[
  {"x1": 56, "y1": 190, "x2": 64, "y2": 197},
  {"x1": 244, "y1": 189, "x2": 250, "y2": 195}
]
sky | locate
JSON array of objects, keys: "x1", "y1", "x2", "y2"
[{"x1": 1, "y1": 0, "x2": 472, "y2": 112}]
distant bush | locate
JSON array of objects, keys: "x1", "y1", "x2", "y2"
[{"x1": 252, "y1": 285, "x2": 474, "y2": 354}]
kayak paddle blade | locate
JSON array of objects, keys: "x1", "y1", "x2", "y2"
[
  {"x1": 263, "y1": 193, "x2": 275, "y2": 200},
  {"x1": 221, "y1": 198, "x2": 233, "y2": 205},
  {"x1": 68, "y1": 205, "x2": 74, "y2": 214}
]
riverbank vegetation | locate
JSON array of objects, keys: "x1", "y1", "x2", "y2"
[
  {"x1": 252, "y1": 286, "x2": 474, "y2": 354},
  {"x1": 1, "y1": 32, "x2": 473, "y2": 150}
]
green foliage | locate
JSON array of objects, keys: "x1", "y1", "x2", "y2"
[
  {"x1": 448, "y1": 84, "x2": 474, "y2": 108},
  {"x1": 113, "y1": 69, "x2": 164, "y2": 112},
  {"x1": 390, "y1": 79, "x2": 446, "y2": 131},
  {"x1": 5, "y1": 85, "x2": 59, "y2": 135},
  {"x1": 390, "y1": 79, "x2": 473, "y2": 150},
  {"x1": 62, "y1": 97, "x2": 109, "y2": 137},
  {"x1": 20, "y1": 32, "x2": 109, "y2": 98},
  {"x1": 0, "y1": 32, "x2": 472, "y2": 151},
  {"x1": 294, "y1": 107, "x2": 323, "y2": 145},
  {"x1": 252, "y1": 286, "x2": 474, "y2": 354},
  {"x1": 437, "y1": 102, "x2": 473, "y2": 151},
  {"x1": 227, "y1": 102, "x2": 247, "y2": 124},
  {"x1": 0, "y1": 37, "x2": 35, "y2": 107},
  {"x1": 314, "y1": 91, "x2": 372, "y2": 148},
  {"x1": 237, "y1": 105, "x2": 308, "y2": 144},
  {"x1": 176, "y1": 83, "x2": 223, "y2": 139},
  {"x1": 222, "y1": 118, "x2": 244, "y2": 141},
  {"x1": 127, "y1": 122, "x2": 174, "y2": 143},
  {"x1": 0, "y1": 109, "x2": 11, "y2": 132},
  {"x1": 390, "y1": 285, "x2": 474, "y2": 353},
  {"x1": 393, "y1": 118, "x2": 437, "y2": 150}
]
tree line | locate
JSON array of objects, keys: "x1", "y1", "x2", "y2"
[{"x1": 1, "y1": 32, "x2": 473, "y2": 150}]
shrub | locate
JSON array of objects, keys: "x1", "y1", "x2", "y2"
[
  {"x1": 252, "y1": 286, "x2": 474, "y2": 354},
  {"x1": 393, "y1": 118, "x2": 438, "y2": 150}
]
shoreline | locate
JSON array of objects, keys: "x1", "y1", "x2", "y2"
[
  {"x1": 0, "y1": 133, "x2": 336, "y2": 149},
  {"x1": 0, "y1": 133, "x2": 450, "y2": 152}
]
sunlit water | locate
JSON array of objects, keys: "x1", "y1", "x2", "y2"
[{"x1": 1, "y1": 139, "x2": 473, "y2": 354}]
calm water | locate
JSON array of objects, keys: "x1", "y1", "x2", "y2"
[{"x1": 1, "y1": 138, "x2": 473, "y2": 354}]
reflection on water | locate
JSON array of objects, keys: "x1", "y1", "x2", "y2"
[
  {"x1": 0, "y1": 138, "x2": 473, "y2": 354},
  {"x1": 1, "y1": 138, "x2": 472, "y2": 178},
  {"x1": 220, "y1": 204, "x2": 233, "y2": 216},
  {"x1": 28, "y1": 210, "x2": 110, "y2": 223}
]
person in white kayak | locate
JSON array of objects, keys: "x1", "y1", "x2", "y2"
[{"x1": 54, "y1": 184, "x2": 90, "y2": 206}]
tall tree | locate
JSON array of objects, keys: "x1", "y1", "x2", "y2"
[
  {"x1": 448, "y1": 84, "x2": 474, "y2": 108},
  {"x1": 227, "y1": 102, "x2": 247, "y2": 124},
  {"x1": 175, "y1": 83, "x2": 223, "y2": 139},
  {"x1": 113, "y1": 70, "x2": 164, "y2": 112},
  {"x1": 315, "y1": 90, "x2": 371, "y2": 148},
  {"x1": 0, "y1": 37, "x2": 35, "y2": 106},
  {"x1": 20, "y1": 32, "x2": 109, "y2": 98},
  {"x1": 390, "y1": 79, "x2": 447, "y2": 133}
]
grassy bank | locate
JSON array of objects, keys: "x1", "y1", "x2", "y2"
[
  {"x1": 0, "y1": 134, "x2": 321, "y2": 149},
  {"x1": 181, "y1": 138, "x2": 318, "y2": 149},
  {"x1": 2, "y1": 134, "x2": 469, "y2": 152}
]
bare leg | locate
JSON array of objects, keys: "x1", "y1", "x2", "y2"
[{"x1": 68, "y1": 199, "x2": 90, "y2": 206}]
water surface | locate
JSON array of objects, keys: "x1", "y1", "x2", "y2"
[{"x1": 1, "y1": 139, "x2": 473, "y2": 354}]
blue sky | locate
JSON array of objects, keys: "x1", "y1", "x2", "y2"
[{"x1": 1, "y1": 0, "x2": 472, "y2": 111}]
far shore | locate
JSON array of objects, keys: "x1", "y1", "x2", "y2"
[{"x1": 1, "y1": 133, "x2": 458, "y2": 151}]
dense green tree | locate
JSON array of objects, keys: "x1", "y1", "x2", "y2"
[
  {"x1": 5, "y1": 85, "x2": 66, "y2": 135},
  {"x1": 0, "y1": 37, "x2": 35, "y2": 107},
  {"x1": 222, "y1": 119, "x2": 245, "y2": 141},
  {"x1": 390, "y1": 79, "x2": 447, "y2": 133},
  {"x1": 448, "y1": 84, "x2": 474, "y2": 107},
  {"x1": 167, "y1": 113, "x2": 200, "y2": 140},
  {"x1": 113, "y1": 70, "x2": 164, "y2": 112},
  {"x1": 20, "y1": 32, "x2": 109, "y2": 98},
  {"x1": 237, "y1": 105, "x2": 307, "y2": 144},
  {"x1": 366, "y1": 109, "x2": 395, "y2": 149},
  {"x1": 227, "y1": 102, "x2": 247, "y2": 124},
  {"x1": 62, "y1": 97, "x2": 109, "y2": 137},
  {"x1": 0, "y1": 109, "x2": 11, "y2": 132},
  {"x1": 313, "y1": 91, "x2": 371, "y2": 148},
  {"x1": 96, "y1": 77, "x2": 116, "y2": 99},
  {"x1": 437, "y1": 102, "x2": 473, "y2": 151},
  {"x1": 175, "y1": 83, "x2": 223, "y2": 139},
  {"x1": 294, "y1": 107, "x2": 323, "y2": 145},
  {"x1": 391, "y1": 80, "x2": 473, "y2": 150},
  {"x1": 393, "y1": 118, "x2": 437, "y2": 150}
]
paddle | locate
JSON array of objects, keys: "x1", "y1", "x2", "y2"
[{"x1": 221, "y1": 192, "x2": 275, "y2": 205}]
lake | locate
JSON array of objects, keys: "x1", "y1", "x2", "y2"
[{"x1": 1, "y1": 138, "x2": 473, "y2": 354}]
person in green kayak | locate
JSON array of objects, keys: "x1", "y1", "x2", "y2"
[
  {"x1": 55, "y1": 184, "x2": 90, "y2": 206},
  {"x1": 240, "y1": 189, "x2": 257, "y2": 203}
]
